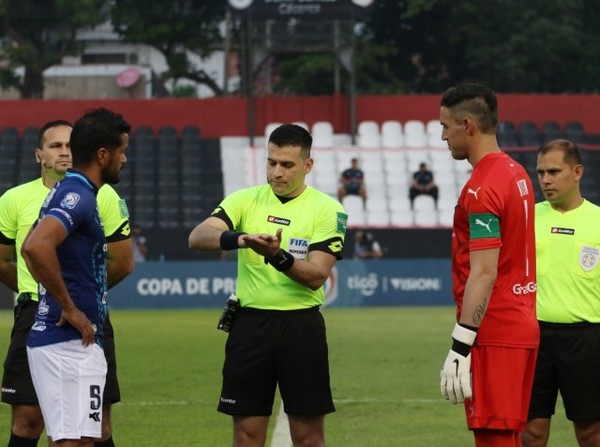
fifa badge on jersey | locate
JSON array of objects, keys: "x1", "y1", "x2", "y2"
[{"x1": 579, "y1": 245, "x2": 599, "y2": 272}]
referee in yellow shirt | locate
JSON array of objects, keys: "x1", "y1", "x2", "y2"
[{"x1": 522, "y1": 139, "x2": 600, "y2": 447}]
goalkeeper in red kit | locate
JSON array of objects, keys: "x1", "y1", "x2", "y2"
[{"x1": 438, "y1": 84, "x2": 539, "y2": 447}]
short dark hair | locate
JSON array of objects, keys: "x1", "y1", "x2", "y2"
[
  {"x1": 268, "y1": 124, "x2": 312, "y2": 158},
  {"x1": 440, "y1": 83, "x2": 498, "y2": 134},
  {"x1": 38, "y1": 120, "x2": 72, "y2": 147},
  {"x1": 70, "y1": 108, "x2": 131, "y2": 166},
  {"x1": 539, "y1": 139, "x2": 582, "y2": 166}
]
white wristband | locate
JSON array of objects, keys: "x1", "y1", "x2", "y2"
[{"x1": 451, "y1": 323, "x2": 477, "y2": 346}]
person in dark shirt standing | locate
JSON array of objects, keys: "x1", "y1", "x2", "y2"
[{"x1": 22, "y1": 108, "x2": 130, "y2": 447}]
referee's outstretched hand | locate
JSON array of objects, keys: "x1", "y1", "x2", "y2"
[{"x1": 243, "y1": 228, "x2": 283, "y2": 258}]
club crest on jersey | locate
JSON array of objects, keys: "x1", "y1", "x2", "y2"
[
  {"x1": 267, "y1": 215, "x2": 291, "y2": 226},
  {"x1": 579, "y1": 245, "x2": 599, "y2": 272},
  {"x1": 60, "y1": 192, "x2": 80, "y2": 209}
]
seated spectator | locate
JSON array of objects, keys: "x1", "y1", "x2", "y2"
[
  {"x1": 338, "y1": 157, "x2": 367, "y2": 207},
  {"x1": 354, "y1": 231, "x2": 383, "y2": 259},
  {"x1": 409, "y1": 162, "x2": 439, "y2": 209}
]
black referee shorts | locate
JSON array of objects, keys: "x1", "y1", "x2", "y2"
[
  {"x1": 528, "y1": 322, "x2": 600, "y2": 422},
  {"x1": 1, "y1": 293, "x2": 121, "y2": 406},
  {"x1": 218, "y1": 306, "x2": 335, "y2": 417}
]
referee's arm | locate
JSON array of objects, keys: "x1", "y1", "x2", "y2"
[
  {"x1": 189, "y1": 216, "x2": 238, "y2": 252},
  {"x1": 0, "y1": 241, "x2": 17, "y2": 292}
]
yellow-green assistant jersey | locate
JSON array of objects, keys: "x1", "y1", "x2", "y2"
[
  {"x1": 213, "y1": 184, "x2": 347, "y2": 310},
  {"x1": 0, "y1": 179, "x2": 130, "y2": 301},
  {"x1": 535, "y1": 200, "x2": 600, "y2": 323}
]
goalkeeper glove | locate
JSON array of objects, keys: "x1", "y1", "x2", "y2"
[{"x1": 440, "y1": 323, "x2": 477, "y2": 404}]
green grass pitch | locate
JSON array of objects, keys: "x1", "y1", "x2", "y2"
[{"x1": 0, "y1": 307, "x2": 572, "y2": 446}]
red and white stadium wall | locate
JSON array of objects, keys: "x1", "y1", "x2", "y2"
[{"x1": 1, "y1": 93, "x2": 599, "y2": 137}]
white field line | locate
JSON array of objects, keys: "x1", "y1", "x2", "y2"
[{"x1": 271, "y1": 403, "x2": 292, "y2": 447}]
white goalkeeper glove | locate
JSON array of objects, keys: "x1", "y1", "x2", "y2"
[{"x1": 440, "y1": 323, "x2": 478, "y2": 404}]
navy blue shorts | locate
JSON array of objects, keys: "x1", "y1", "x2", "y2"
[{"x1": 218, "y1": 306, "x2": 335, "y2": 417}]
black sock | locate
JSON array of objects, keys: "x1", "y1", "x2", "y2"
[
  {"x1": 95, "y1": 437, "x2": 115, "y2": 447},
  {"x1": 8, "y1": 433, "x2": 38, "y2": 447}
]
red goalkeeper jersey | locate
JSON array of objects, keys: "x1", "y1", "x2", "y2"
[{"x1": 452, "y1": 152, "x2": 538, "y2": 348}]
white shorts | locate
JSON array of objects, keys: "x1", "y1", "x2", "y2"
[{"x1": 27, "y1": 340, "x2": 107, "y2": 441}]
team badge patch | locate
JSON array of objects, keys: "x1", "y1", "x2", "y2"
[
  {"x1": 60, "y1": 192, "x2": 80, "y2": 209},
  {"x1": 579, "y1": 245, "x2": 599, "y2": 272},
  {"x1": 336, "y1": 212, "x2": 348, "y2": 234},
  {"x1": 118, "y1": 199, "x2": 129, "y2": 218}
]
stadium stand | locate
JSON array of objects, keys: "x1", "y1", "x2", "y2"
[
  {"x1": 564, "y1": 121, "x2": 586, "y2": 144},
  {"x1": 518, "y1": 121, "x2": 541, "y2": 146},
  {"x1": 541, "y1": 121, "x2": 563, "y2": 142},
  {"x1": 381, "y1": 120, "x2": 404, "y2": 148},
  {"x1": 18, "y1": 126, "x2": 41, "y2": 184},
  {"x1": 403, "y1": 120, "x2": 427, "y2": 147},
  {"x1": 311, "y1": 121, "x2": 335, "y2": 148},
  {"x1": 357, "y1": 120, "x2": 381, "y2": 149},
  {"x1": 0, "y1": 127, "x2": 20, "y2": 191},
  {"x1": 1, "y1": 122, "x2": 599, "y2": 237},
  {"x1": 497, "y1": 120, "x2": 519, "y2": 147}
]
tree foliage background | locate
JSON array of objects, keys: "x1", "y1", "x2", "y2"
[{"x1": 0, "y1": 0, "x2": 599, "y2": 98}]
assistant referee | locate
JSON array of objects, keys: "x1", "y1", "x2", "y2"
[{"x1": 522, "y1": 139, "x2": 600, "y2": 447}]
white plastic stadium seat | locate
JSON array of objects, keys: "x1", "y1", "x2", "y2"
[
  {"x1": 414, "y1": 210, "x2": 439, "y2": 227},
  {"x1": 438, "y1": 209, "x2": 455, "y2": 227},
  {"x1": 390, "y1": 209, "x2": 414, "y2": 227},
  {"x1": 366, "y1": 210, "x2": 390, "y2": 227},
  {"x1": 312, "y1": 121, "x2": 335, "y2": 148},
  {"x1": 426, "y1": 119, "x2": 446, "y2": 148},
  {"x1": 357, "y1": 120, "x2": 381, "y2": 149},
  {"x1": 404, "y1": 120, "x2": 427, "y2": 147},
  {"x1": 293, "y1": 121, "x2": 309, "y2": 130},
  {"x1": 413, "y1": 195, "x2": 436, "y2": 212},
  {"x1": 381, "y1": 120, "x2": 404, "y2": 148},
  {"x1": 429, "y1": 149, "x2": 454, "y2": 172},
  {"x1": 265, "y1": 122, "x2": 282, "y2": 140}
]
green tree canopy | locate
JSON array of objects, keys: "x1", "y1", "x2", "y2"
[
  {"x1": 0, "y1": 0, "x2": 103, "y2": 98},
  {"x1": 111, "y1": 0, "x2": 226, "y2": 96}
]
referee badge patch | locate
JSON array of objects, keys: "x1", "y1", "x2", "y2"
[
  {"x1": 336, "y1": 212, "x2": 348, "y2": 234},
  {"x1": 579, "y1": 245, "x2": 599, "y2": 272}
]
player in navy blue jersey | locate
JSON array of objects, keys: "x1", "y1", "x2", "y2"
[{"x1": 22, "y1": 108, "x2": 130, "y2": 447}]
